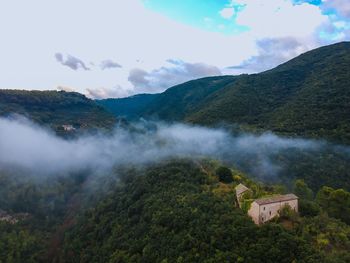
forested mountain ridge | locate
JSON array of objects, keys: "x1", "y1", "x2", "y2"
[
  {"x1": 1, "y1": 159, "x2": 349, "y2": 262},
  {"x1": 59, "y1": 160, "x2": 350, "y2": 263},
  {"x1": 98, "y1": 93, "x2": 158, "y2": 120},
  {"x1": 0, "y1": 89, "x2": 116, "y2": 133},
  {"x1": 97, "y1": 75, "x2": 236, "y2": 121},
  {"x1": 99, "y1": 42, "x2": 350, "y2": 143},
  {"x1": 188, "y1": 41, "x2": 350, "y2": 142}
]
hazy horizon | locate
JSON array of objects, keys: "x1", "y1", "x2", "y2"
[{"x1": 1, "y1": 0, "x2": 349, "y2": 98}]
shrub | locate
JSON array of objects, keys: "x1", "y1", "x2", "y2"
[{"x1": 216, "y1": 166, "x2": 233, "y2": 183}]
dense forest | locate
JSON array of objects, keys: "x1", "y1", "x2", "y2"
[
  {"x1": 228, "y1": 142, "x2": 350, "y2": 192},
  {"x1": 1, "y1": 160, "x2": 349, "y2": 262},
  {"x1": 97, "y1": 76, "x2": 236, "y2": 121},
  {"x1": 59, "y1": 160, "x2": 350, "y2": 263},
  {"x1": 0, "y1": 90, "x2": 116, "y2": 134},
  {"x1": 99, "y1": 42, "x2": 350, "y2": 144}
]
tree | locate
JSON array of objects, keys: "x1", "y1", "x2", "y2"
[
  {"x1": 278, "y1": 204, "x2": 298, "y2": 222},
  {"x1": 294, "y1": 179, "x2": 313, "y2": 200},
  {"x1": 299, "y1": 200, "x2": 320, "y2": 217},
  {"x1": 328, "y1": 189, "x2": 350, "y2": 224},
  {"x1": 316, "y1": 186, "x2": 333, "y2": 210},
  {"x1": 316, "y1": 187, "x2": 350, "y2": 224},
  {"x1": 216, "y1": 166, "x2": 233, "y2": 183}
]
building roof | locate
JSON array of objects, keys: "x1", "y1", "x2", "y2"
[
  {"x1": 254, "y1": 194, "x2": 298, "y2": 205},
  {"x1": 235, "y1": 183, "x2": 250, "y2": 196}
]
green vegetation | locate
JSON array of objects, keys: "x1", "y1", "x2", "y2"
[
  {"x1": 96, "y1": 93, "x2": 158, "y2": 120},
  {"x1": 294, "y1": 179, "x2": 314, "y2": 200},
  {"x1": 60, "y1": 160, "x2": 322, "y2": 263},
  {"x1": 0, "y1": 90, "x2": 116, "y2": 134},
  {"x1": 316, "y1": 186, "x2": 350, "y2": 224},
  {"x1": 0, "y1": 160, "x2": 350, "y2": 262},
  {"x1": 98, "y1": 42, "x2": 350, "y2": 194},
  {"x1": 188, "y1": 42, "x2": 350, "y2": 144},
  {"x1": 0, "y1": 166, "x2": 122, "y2": 262},
  {"x1": 0, "y1": 42, "x2": 350, "y2": 262},
  {"x1": 227, "y1": 143, "x2": 350, "y2": 192},
  {"x1": 216, "y1": 166, "x2": 233, "y2": 183},
  {"x1": 98, "y1": 76, "x2": 236, "y2": 121},
  {"x1": 0, "y1": 222, "x2": 42, "y2": 263},
  {"x1": 99, "y1": 42, "x2": 350, "y2": 144}
]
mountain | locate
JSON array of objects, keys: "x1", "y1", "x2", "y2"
[
  {"x1": 98, "y1": 93, "x2": 158, "y2": 119},
  {"x1": 99, "y1": 42, "x2": 350, "y2": 143},
  {"x1": 58, "y1": 160, "x2": 350, "y2": 263},
  {"x1": 97, "y1": 75, "x2": 236, "y2": 121},
  {"x1": 0, "y1": 90, "x2": 116, "y2": 133},
  {"x1": 1, "y1": 158, "x2": 349, "y2": 262}
]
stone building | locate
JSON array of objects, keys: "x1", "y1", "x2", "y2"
[
  {"x1": 62, "y1": 124, "x2": 75, "y2": 131},
  {"x1": 247, "y1": 194, "x2": 298, "y2": 225},
  {"x1": 235, "y1": 183, "x2": 252, "y2": 207},
  {"x1": 0, "y1": 209, "x2": 18, "y2": 224}
]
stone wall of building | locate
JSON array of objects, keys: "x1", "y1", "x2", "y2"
[
  {"x1": 248, "y1": 198, "x2": 298, "y2": 224},
  {"x1": 247, "y1": 202, "x2": 260, "y2": 224}
]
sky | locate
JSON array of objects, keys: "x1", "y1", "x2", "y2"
[{"x1": 0, "y1": 0, "x2": 349, "y2": 98}]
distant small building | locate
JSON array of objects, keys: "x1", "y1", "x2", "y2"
[
  {"x1": 0, "y1": 209, "x2": 29, "y2": 224},
  {"x1": 235, "y1": 183, "x2": 252, "y2": 207},
  {"x1": 248, "y1": 194, "x2": 298, "y2": 225},
  {"x1": 0, "y1": 209, "x2": 18, "y2": 224},
  {"x1": 62, "y1": 124, "x2": 75, "y2": 131}
]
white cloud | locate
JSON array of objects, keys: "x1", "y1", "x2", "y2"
[
  {"x1": 219, "y1": 0, "x2": 343, "y2": 73},
  {"x1": 234, "y1": 0, "x2": 328, "y2": 38},
  {"x1": 0, "y1": 0, "x2": 255, "y2": 97},
  {"x1": 57, "y1": 85, "x2": 76, "y2": 92},
  {"x1": 227, "y1": 37, "x2": 312, "y2": 74},
  {"x1": 128, "y1": 60, "x2": 222, "y2": 94},
  {"x1": 100, "y1": 60, "x2": 122, "y2": 70},
  {"x1": 322, "y1": 0, "x2": 350, "y2": 18},
  {"x1": 0, "y1": 0, "x2": 347, "y2": 98},
  {"x1": 86, "y1": 85, "x2": 131, "y2": 99},
  {"x1": 55, "y1": 53, "x2": 90, "y2": 71},
  {"x1": 0, "y1": 117, "x2": 323, "y2": 178},
  {"x1": 219, "y1": 7, "x2": 235, "y2": 19}
]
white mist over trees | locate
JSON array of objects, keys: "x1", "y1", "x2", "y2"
[{"x1": 0, "y1": 117, "x2": 326, "y2": 178}]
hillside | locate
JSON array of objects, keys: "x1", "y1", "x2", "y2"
[
  {"x1": 99, "y1": 42, "x2": 350, "y2": 143},
  {"x1": 1, "y1": 159, "x2": 349, "y2": 262},
  {"x1": 98, "y1": 76, "x2": 236, "y2": 121},
  {"x1": 188, "y1": 42, "x2": 350, "y2": 142},
  {"x1": 0, "y1": 90, "x2": 116, "y2": 133},
  {"x1": 58, "y1": 160, "x2": 350, "y2": 263},
  {"x1": 98, "y1": 93, "x2": 157, "y2": 119}
]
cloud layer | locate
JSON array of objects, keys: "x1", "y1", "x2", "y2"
[
  {"x1": 0, "y1": 117, "x2": 325, "y2": 180},
  {"x1": 55, "y1": 53, "x2": 90, "y2": 71},
  {"x1": 86, "y1": 85, "x2": 132, "y2": 99},
  {"x1": 128, "y1": 60, "x2": 222, "y2": 93},
  {"x1": 0, "y1": 0, "x2": 349, "y2": 98},
  {"x1": 322, "y1": 0, "x2": 350, "y2": 18},
  {"x1": 219, "y1": 7, "x2": 235, "y2": 19},
  {"x1": 234, "y1": 0, "x2": 328, "y2": 38},
  {"x1": 228, "y1": 37, "x2": 309, "y2": 72},
  {"x1": 100, "y1": 60, "x2": 122, "y2": 70}
]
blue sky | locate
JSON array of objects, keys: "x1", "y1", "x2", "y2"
[
  {"x1": 143, "y1": 0, "x2": 249, "y2": 34},
  {"x1": 0, "y1": 0, "x2": 349, "y2": 98},
  {"x1": 142, "y1": 0, "x2": 335, "y2": 34}
]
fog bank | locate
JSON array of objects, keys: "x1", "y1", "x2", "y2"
[{"x1": 0, "y1": 117, "x2": 335, "y2": 179}]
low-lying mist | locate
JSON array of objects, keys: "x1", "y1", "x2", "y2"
[{"x1": 0, "y1": 117, "x2": 349, "y2": 186}]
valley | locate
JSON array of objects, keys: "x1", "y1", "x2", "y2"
[{"x1": 0, "y1": 42, "x2": 350, "y2": 263}]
